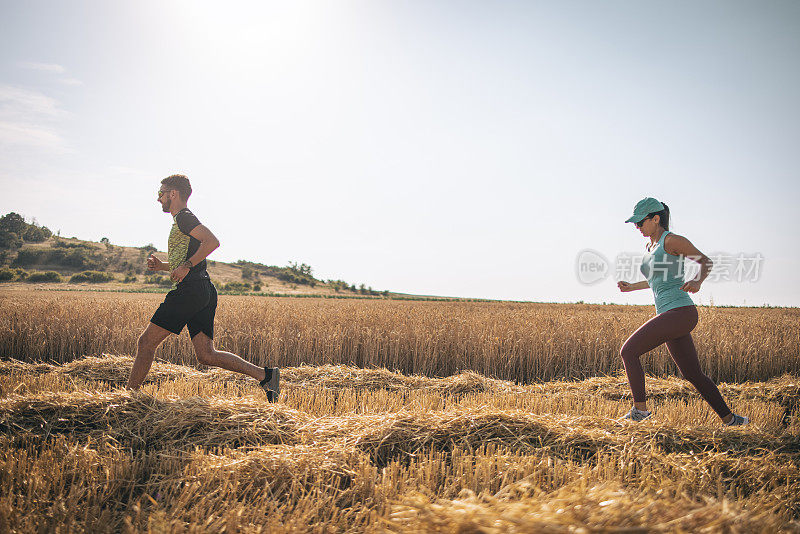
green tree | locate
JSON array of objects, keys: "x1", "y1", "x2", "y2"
[
  {"x1": 0, "y1": 213, "x2": 26, "y2": 235},
  {"x1": 23, "y1": 225, "x2": 49, "y2": 243},
  {"x1": 0, "y1": 231, "x2": 22, "y2": 250}
]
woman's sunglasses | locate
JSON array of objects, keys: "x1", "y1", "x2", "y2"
[{"x1": 635, "y1": 216, "x2": 651, "y2": 228}]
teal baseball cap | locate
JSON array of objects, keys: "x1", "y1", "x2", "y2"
[{"x1": 625, "y1": 197, "x2": 664, "y2": 223}]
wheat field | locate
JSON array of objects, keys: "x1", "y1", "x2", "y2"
[
  {"x1": 1, "y1": 289, "x2": 799, "y2": 532},
  {"x1": 1, "y1": 290, "x2": 798, "y2": 381}
]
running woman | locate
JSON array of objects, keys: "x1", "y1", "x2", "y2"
[
  {"x1": 126, "y1": 174, "x2": 280, "y2": 400},
  {"x1": 617, "y1": 197, "x2": 747, "y2": 426}
]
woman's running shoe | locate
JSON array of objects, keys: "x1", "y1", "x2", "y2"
[
  {"x1": 620, "y1": 407, "x2": 651, "y2": 422},
  {"x1": 725, "y1": 414, "x2": 749, "y2": 426}
]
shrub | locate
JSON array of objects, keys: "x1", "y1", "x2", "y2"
[
  {"x1": 52, "y1": 239, "x2": 93, "y2": 250},
  {"x1": 276, "y1": 271, "x2": 316, "y2": 287},
  {"x1": 12, "y1": 249, "x2": 46, "y2": 266},
  {"x1": 0, "y1": 231, "x2": 22, "y2": 250},
  {"x1": 0, "y1": 268, "x2": 28, "y2": 282},
  {"x1": 0, "y1": 268, "x2": 20, "y2": 282},
  {"x1": 0, "y1": 213, "x2": 26, "y2": 235},
  {"x1": 222, "y1": 281, "x2": 252, "y2": 292},
  {"x1": 23, "y1": 225, "x2": 50, "y2": 243},
  {"x1": 13, "y1": 247, "x2": 103, "y2": 270},
  {"x1": 26, "y1": 271, "x2": 62, "y2": 283},
  {"x1": 252, "y1": 283, "x2": 262, "y2": 292},
  {"x1": 0, "y1": 214, "x2": 51, "y2": 247},
  {"x1": 69, "y1": 271, "x2": 115, "y2": 284},
  {"x1": 327, "y1": 280, "x2": 350, "y2": 292},
  {"x1": 123, "y1": 274, "x2": 138, "y2": 283},
  {"x1": 288, "y1": 261, "x2": 313, "y2": 277},
  {"x1": 233, "y1": 260, "x2": 322, "y2": 287},
  {"x1": 145, "y1": 275, "x2": 173, "y2": 287},
  {"x1": 50, "y1": 248, "x2": 102, "y2": 270}
]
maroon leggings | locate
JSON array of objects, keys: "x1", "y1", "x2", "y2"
[{"x1": 620, "y1": 305, "x2": 731, "y2": 418}]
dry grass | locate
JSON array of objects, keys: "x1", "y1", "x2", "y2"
[
  {"x1": 0, "y1": 356, "x2": 799, "y2": 532},
  {"x1": 1, "y1": 291, "x2": 799, "y2": 532},
  {"x1": 1, "y1": 290, "x2": 798, "y2": 382}
]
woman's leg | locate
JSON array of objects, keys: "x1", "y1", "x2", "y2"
[
  {"x1": 665, "y1": 334, "x2": 732, "y2": 420},
  {"x1": 619, "y1": 307, "x2": 697, "y2": 408}
]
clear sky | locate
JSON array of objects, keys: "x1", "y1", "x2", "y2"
[{"x1": 1, "y1": 1, "x2": 798, "y2": 306}]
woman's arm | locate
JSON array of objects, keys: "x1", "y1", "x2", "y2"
[
  {"x1": 617, "y1": 280, "x2": 650, "y2": 292},
  {"x1": 664, "y1": 233, "x2": 713, "y2": 293}
]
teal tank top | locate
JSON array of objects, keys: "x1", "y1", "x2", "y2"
[{"x1": 640, "y1": 231, "x2": 694, "y2": 314}]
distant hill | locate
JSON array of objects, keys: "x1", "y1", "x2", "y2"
[{"x1": 0, "y1": 211, "x2": 393, "y2": 297}]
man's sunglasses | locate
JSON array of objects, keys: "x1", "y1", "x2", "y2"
[{"x1": 158, "y1": 189, "x2": 173, "y2": 198}]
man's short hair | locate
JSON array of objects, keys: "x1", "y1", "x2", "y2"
[{"x1": 161, "y1": 174, "x2": 192, "y2": 201}]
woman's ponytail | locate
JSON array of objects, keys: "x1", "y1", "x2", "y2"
[
  {"x1": 658, "y1": 203, "x2": 670, "y2": 230},
  {"x1": 645, "y1": 202, "x2": 670, "y2": 230}
]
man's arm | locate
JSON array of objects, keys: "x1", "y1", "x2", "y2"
[
  {"x1": 186, "y1": 224, "x2": 220, "y2": 266},
  {"x1": 170, "y1": 225, "x2": 220, "y2": 282},
  {"x1": 147, "y1": 253, "x2": 169, "y2": 272}
]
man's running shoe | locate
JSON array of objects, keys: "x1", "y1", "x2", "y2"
[
  {"x1": 725, "y1": 414, "x2": 749, "y2": 426},
  {"x1": 620, "y1": 407, "x2": 651, "y2": 422},
  {"x1": 259, "y1": 367, "x2": 280, "y2": 402}
]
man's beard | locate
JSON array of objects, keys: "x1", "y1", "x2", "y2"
[{"x1": 161, "y1": 199, "x2": 171, "y2": 212}]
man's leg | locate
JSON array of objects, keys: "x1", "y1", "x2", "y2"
[
  {"x1": 127, "y1": 322, "x2": 172, "y2": 389},
  {"x1": 191, "y1": 332, "x2": 265, "y2": 381}
]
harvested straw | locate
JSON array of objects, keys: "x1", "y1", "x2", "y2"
[
  {"x1": 3, "y1": 356, "x2": 798, "y2": 406},
  {"x1": 343, "y1": 409, "x2": 798, "y2": 465},
  {"x1": 0, "y1": 390, "x2": 307, "y2": 449},
  {"x1": 386, "y1": 481, "x2": 792, "y2": 533},
  {"x1": 61, "y1": 354, "x2": 206, "y2": 383},
  {"x1": 1, "y1": 358, "x2": 798, "y2": 532},
  {"x1": 174, "y1": 444, "x2": 367, "y2": 503}
]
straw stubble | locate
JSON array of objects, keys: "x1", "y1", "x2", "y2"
[{"x1": 0, "y1": 356, "x2": 798, "y2": 532}]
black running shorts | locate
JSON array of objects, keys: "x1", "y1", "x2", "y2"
[{"x1": 150, "y1": 279, "x2": 217, "y2": 339}]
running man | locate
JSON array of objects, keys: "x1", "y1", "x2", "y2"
[
  {"x1": 617, "y1": 197, "x2": 746, "y2": 426},
  {"x1": 126, "y1": 174, "x2": 279, "y2": 400}
]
